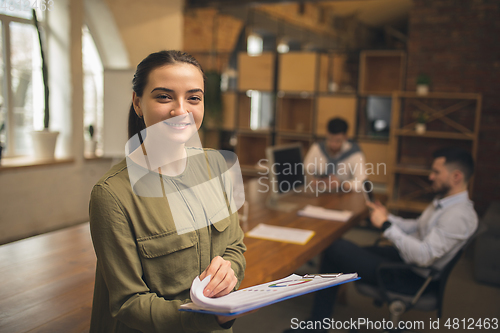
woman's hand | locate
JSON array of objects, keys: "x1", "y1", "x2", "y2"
[{"x1": 199, "y1": 256, "x2": 237, "y2": 298}]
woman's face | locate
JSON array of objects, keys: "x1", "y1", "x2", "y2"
[{"x1": 133, "y1": 63, "x2": 204, "y2": 144}]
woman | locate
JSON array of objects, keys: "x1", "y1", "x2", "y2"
[{"x1": 89, "y1": 50, "x2": 246, "y2": 333}]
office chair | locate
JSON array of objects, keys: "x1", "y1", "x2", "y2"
[{"x1": 354, "y1": 222, "x2": 486, "y2": 332}]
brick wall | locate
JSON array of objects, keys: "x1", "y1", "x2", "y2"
[{"x1": 406, "y1": 0, "x2": 500, "y2": 214}]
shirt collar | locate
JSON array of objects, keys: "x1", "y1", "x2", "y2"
[
  {"x1": 327, "y1": 140, "x2": 351, "y2": 158},
  {"x1": 433, "y1": 191, "x2": 469, "y2": 210}
]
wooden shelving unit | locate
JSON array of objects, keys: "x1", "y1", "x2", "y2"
[
  {"x1": 359, "y1": 50, "x2": 406, "y2": 96},
  {"x1": 237, "y1": 52, "x2": 275, "y2": 91},
  {"x1": 358, "y1": 139, "x2": 391, "y2": 184},
  {"x1": 236, "y1": 132, "x2": 271, "y2": 175},
  {"x1": 316, "y1": 95, "x2": 357, "y2": 138},
  {"x1": 278, "y1": 52, "x2": 317, "y2": 92},
  {"x1": 275, "y1": 133, "x2": 314, "y2": 153},
  {"x1": 276, "y1": 95, "x2": 314, "y2": 134},
  {"x1": 387, "y1": 91, "x2": 482, "y2": 213},
  {"x1": 221, "y1": 92, "x2": 237, "y2": 131},
  {"x1": 233, "y1": 51, "x2": 358, "y2": 177},
  {"x1": 354, "y1": 50, "x2": 407, "y2": 189}
]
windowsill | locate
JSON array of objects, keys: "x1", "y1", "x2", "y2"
[
  {"x1": 83, "y1": 151, "x2": 116, "y2": 162},
  {"x1": 0, "y1": 155, "x2": 75, "y2": 171}
]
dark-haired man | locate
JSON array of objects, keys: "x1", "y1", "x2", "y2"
[
  {"x1": 285, "y1": 147, "x2": 478, "y2": 333},
  {"x1": 304, "y1": 117, "x2": 366, "y2": 192}
]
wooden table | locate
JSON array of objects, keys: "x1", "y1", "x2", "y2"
[
  {"x1": 0, "y1": 180, "x2": 367, "y2": 332},
  {"x1": 240, "y1": 180, "x2": 368, "y2": 288}
]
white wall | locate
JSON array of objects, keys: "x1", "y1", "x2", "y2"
[{"x1": 105, "y1": 0, "x2": 184, "y2": 66}]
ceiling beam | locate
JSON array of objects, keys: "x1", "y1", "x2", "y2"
[{"x1": 186, "y1": 0, "x2": 332, "y2": 8}]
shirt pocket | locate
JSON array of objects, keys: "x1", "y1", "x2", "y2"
[
  {"x1": 137, "y1": 231, "x2": 199, "y2": 297},
  {"x1": 210, "y1": 212, "x2": 233, "y2": 257}
]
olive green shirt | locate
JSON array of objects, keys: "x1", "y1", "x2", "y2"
[{"x1": 89, "y1": 148, "x2": 246, "y2": 333}]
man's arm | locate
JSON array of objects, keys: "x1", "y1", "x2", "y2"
[
  {"x1": 383, "y1": 208, "x2": 477, "y2": 267},
  {"x1": 367, "y1": 201, "x2": 419, "y2": 234}
]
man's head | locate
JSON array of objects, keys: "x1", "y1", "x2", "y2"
[
  {"x1": 429, "y1": 147, "x2": 474, "y2": 196},
  {"x1": 326, "y1": 118, "x2": 348, "y2": 154}
]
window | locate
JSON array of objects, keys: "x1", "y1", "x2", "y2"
[
  {"x1": 0, "y1": 10, "x2": 45, "y2": 157},
  {"x1": 82, "y1": 25, "x2": 103, "y2": 155},
  {"x1": 246, "y1": 90, "x2": 273, "y2": 131},
  {"x1": 247, "y1": 33, "x2": 263, "y2": 56},
  {"x1": 365, "y1": 95, "x2": 392, "y2": 137}
]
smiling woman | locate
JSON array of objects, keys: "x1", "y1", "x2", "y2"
[{"x1": 89, "y1": 50, "x2": 247, "y2": 333}]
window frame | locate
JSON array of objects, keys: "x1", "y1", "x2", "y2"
[{"x1": 0, "y1": 12, "x2": 45, "y2": 158}]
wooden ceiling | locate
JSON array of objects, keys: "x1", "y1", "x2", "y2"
[{"x1": 186, "y1": 0, "x2": 412, "y2": 28}]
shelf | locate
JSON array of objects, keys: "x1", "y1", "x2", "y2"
[
  {"x1": 277, "y1": 96, "x2": 314, "y2": 133},
  {"x1": 393, "y1": 165, "x2": 431, "y2": 176},
  {"x1": 238, "y1": 52, "x2": 275, "y2": 91},
  {"x1": 387, "y1": 92, "x2": 481, "y2": 213},
  {"x1": 277, "y1": 91, "x2": 315, "y2": 98},
  {"x1": 356, "y1": 135, "x2": 390, "y2": 143},
  {"x1": 237, "y1": 129, "x2": 272, "y2": 135},
  {"x1": 359, "y1": 50, "x2": 406, "y2": 95},
  {"x1": 394, "y1": 91, "x2": 481, "y2": 100},
  {"x1": 387, "y1": 200, "x2": 429, "y2": 213},
  {"x1": 275, "y1": 130, "x2": 312, "y2": 137},
  {"x1": 237, "y1": 91, "x2": 274, "y2": 131},
  {"x1": 317, "y1": 91, "x2": 357, "y2": 97},
  {"x1": 278, "y1": 52, "x2": 317, "y2": 92},
  {"x1": 358, "y1": 141, "x2": 390, "y2": 184},
  {"x1": 275, "y1": 134, "x2": 313, "y2": 152},
  {"x1": 394, "y1": 129, "x2": 475, "y2": 140},
  {"x1": 221, "y1": 92, "x2": 236, "y2": 131},
  {"x1": 240, "y1": 165, "x2": 268, "y2": 177},
  {"x1": 236, "y1": 133, "x2": 270, "y2": 167},
  {"x1": 275, "y1": 132, "x2": 313, "y2": 139}
]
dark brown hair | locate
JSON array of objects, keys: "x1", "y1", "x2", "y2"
[
  {"x1": 327, "y1": 117, "x2": 348, "y2": 135},
  {"x1": 432, "y1": 147, "x2": 474, "y2": 182},
  {"x1": 128, "y1": 50, "x2": 204, "y2": 139}
]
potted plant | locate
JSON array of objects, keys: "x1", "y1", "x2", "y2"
[
  {"x1": 413, "y1": 110, "x2": 429, "y2": 134},
  {"x1": 85, "y1": 124, "x2": 98, "y2": 155},
  {"x1": 30, "y1": 9, "x2": 59, "y2": 160},
  {"x1": 416, "y1": 74, "x2": 430, "y2": 96},
  {"x1": 203, "y1": 70, "x2": 222, "y2": 128}
]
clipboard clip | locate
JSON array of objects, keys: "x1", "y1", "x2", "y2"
[{"x1": 303, "y1": 273, "x2": 343, "y2": 278}]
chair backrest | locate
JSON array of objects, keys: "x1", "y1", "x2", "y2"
[{"x1": 434, "y1": 221, "x2": 487, "y2": 317}]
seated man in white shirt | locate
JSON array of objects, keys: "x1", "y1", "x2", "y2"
[
  {"x1": 304, "y1": 117, "x2": 366, "y2": 193},
  {"x1": 285, "y1": 147, "x2": 478, "y2": 333}
]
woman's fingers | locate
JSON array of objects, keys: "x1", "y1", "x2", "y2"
[
  {"x1": 211, "y1": 264, "x2": 237, "y2": 297},
  {"x1": 201, "y1": 256, "x2": 237, "y2": 297}
]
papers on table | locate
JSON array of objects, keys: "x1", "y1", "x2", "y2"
[
  {"x1": 180, "y1": 273, "x2": 359, "y2": 316},
  {"x1": 245, "y1": 223, "x2": 315, "y2": 245},
  {"x1": 297, "y1": 205, "x2": 353, "y2": 222}
]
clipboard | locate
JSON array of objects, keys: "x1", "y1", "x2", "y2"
[{"x1": 179, "y1": 273, "x2": 360, "y2": 316}]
